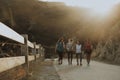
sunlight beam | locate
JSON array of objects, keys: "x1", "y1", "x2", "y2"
[{"x1": 41, "y1": 0, "x2": 120, "y2": 15}]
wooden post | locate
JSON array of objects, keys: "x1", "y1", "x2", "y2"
[
  {"x1": 39, "y1": 44, "x2": 41, "y2": 58},
  {"x1": 22, "y1": 34, "x2": 29, "y2": 76},
  {"x1": 41, "y1": 47, "x2": 45, "y2": 61},
  {"x1": 33, "y1": 42, "x2": 37, "y2": 61},
  {"x1": 43, "y1": 48, "x2": 45, "y2": 61},
  {"x1": 20, "y1": 44, "x2": 23, "y2": 56}
]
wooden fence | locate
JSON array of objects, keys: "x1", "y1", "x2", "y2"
[{"x1": 0, "y1": 22, "x2": 45, "y2": 74}]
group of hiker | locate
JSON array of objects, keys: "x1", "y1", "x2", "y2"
[{"x1": 55, "y1": 37, "x2": 93, "y2": 66}]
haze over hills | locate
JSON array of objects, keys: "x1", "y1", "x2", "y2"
[{"x1": 0, "y1": 0, "x2": 104, "y2": 45}]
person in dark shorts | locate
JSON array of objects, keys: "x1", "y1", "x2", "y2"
[
  {"x1": 55, "y1": 38, "x2": 65, "y2": 65},
  {"x1": 84, "y1": 40, "x2": 92, "y2": 66}
]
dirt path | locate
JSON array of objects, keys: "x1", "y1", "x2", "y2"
[
  {"x1": 54, "y1": 59, "x2": 120, "y2": 80},
  {"x1": 23, "y1": 59, "x2": 60, "y2": 80}
]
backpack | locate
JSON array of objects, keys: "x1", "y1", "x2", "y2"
[
  {"x1": 56, "y1": 42, "x2": 64, "y2": 52},
  {"x1": 85, "y1": 43, "x2": 92, "y2": 53}
]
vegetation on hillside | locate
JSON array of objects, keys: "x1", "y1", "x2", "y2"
[{"x1": 0, "y1": 0, "x2": 120, "y2": 63}]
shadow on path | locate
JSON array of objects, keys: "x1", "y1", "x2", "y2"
[{"x1": 22, "y1": 59, "x2": 61, "y2": 80}]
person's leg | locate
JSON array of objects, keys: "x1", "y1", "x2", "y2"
[
  {"x1": 60, "y1": 52, "x2": 63, "y2": 64},
  {"x1": 87, "y1": 53, "x2": 91, "y2": 65},
  {"x1": 80, "y1": 53, "x2": 82, "y2": 65},
  {"x1": 58, "y1": 51, "x2": 61, "y2": 64},
  {"x1": 68, "y1": 52, "x2": 70, "y2": 64},
  {"x1": 86, "y1": 54, "x2": 88, "y2": 65},
  {"x1": 70, "y1": 51, "x2": 73, "y2": 64},
  {"x1": 76, "y1": 54, "x2": 79, "y2": 65},
  {"x1": 85, "y1": 50, "x2": 89, "y2": 66},
  {"x1": 86, "y1": 53, "x2": 91, "y2": 66}
]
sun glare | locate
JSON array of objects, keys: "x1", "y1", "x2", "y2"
[{"x1": 41, "y1": 0, "x2": 120, "y2": 15}]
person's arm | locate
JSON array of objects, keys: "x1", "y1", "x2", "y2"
[
  {"x1": 72, "y1": 44, "x2": 76, "y2": 52},
  {"x1": 66, "y1": 43, "x2": 68, "y2": 50},
  {"x1": 84, "y1": 42, "x2": 86, "y2": 50},
  {"x1": 90, "y1": 43, "x2": 93, "y2": 51},
  {"x1": 55, "y1": 43, "x2": 57, "y2": 53},
  {"x1": 63, "y1": 42, "x2": 65, "y2": 49}
]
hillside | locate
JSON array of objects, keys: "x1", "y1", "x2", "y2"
[
  {"x1": 0, "y1": 0, "x2": 90, "y2": 45},
  {"x1": 0, "y1": 0, "x2": 120, "y2": 64}
]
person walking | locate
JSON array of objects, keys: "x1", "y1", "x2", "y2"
[
  {"x1": 66, "y1": 39, "x2": 74, "y2": 65},
  {"x1": 75, "y1": 41, "x2": 82, "y2": 66},
  {"x1": 55, "y1": 38, "x2": 65, "y2": 65},
  {"x1": 84, "y1": 40, "x2": 92, "y2": 66}
]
